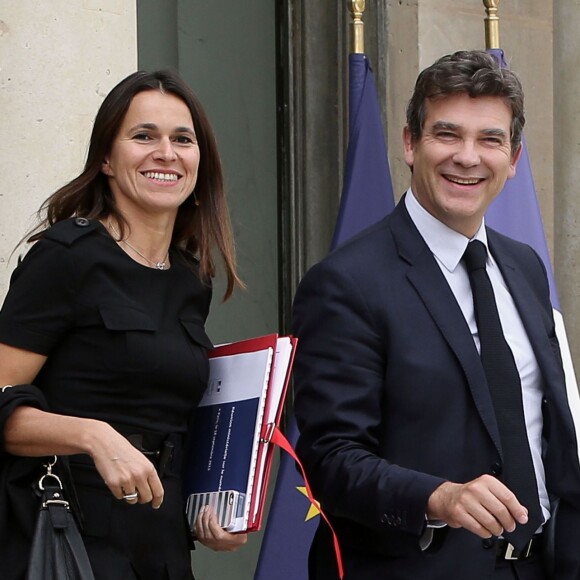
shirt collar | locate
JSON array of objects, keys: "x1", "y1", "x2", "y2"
[{"x1": 404, "y1": 188, "x2": 490, "y2": 272}]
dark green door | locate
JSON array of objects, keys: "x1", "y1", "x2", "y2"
[{"x1": 138, "y1": 1, "x2": 278, "y2": 578}]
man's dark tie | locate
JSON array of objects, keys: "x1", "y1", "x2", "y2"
[{"x1": 462, "y1": 240, "x2": 542, "y2": 549}]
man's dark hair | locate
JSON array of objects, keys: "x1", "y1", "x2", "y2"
[{"x1": 406, "y1": 50, "x2": 525, "y2": 153}]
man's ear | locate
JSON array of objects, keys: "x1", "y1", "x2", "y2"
[
  {"x1": 403, "y1": 126, "x2": 414, "y2": 170},
  {"x1": 101, "y1": 159, "x2": 113, "y2": 177},
  {"x1": 508, "y1": 143, "x2": 523, "y2": 179}
]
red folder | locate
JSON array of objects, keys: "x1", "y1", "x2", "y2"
[{"x1": 184, "y1": 333, "x2": 296, "y2": 533}]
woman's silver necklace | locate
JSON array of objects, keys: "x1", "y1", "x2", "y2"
[{"x1": 109, "y1": 223, "x2": 169, "y2": 270}]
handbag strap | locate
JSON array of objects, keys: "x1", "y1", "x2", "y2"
[
  {"x1": 40, "y1": 483, "x2": 72, "y2": 530},
  {"x1": 29, "y1": 458, "x2": 97, "y2": 580},
  {"x1": 37, "y1": 456, "x2": 62, "y2": 491},
  {"x1": 36, "y1": 455, "x2": 85, "y2": 530},
  {"x1": 36, "y1": 456, "x2": 72, "y2": 529}
]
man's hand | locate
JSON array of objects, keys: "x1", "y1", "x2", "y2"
[{"x1": 427, "y1": 475, "x2": 529, "y2": 538}]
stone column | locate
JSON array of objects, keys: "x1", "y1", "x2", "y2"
[
  {"x1": 0, "y1": 1, "x2": 137, "y2": 298},
  {"x1": 554, "y1": 2, "x2": 580, "y2": 365}
]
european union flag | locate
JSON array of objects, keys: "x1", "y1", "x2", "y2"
[{"x1": 255, "y1": 53, "x2": 395, "y2": 580}]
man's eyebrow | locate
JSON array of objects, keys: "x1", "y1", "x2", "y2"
[
  {"x1": 480, "y1": 127, "x2": 509, "y2": 139},
  {"x1": 430, "y1": 122, "x2": 508, "y2": 139},
  {"x1": 431, "y1": 121, "x2": 460, "y2": 131}
]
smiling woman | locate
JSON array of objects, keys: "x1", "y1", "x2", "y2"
[
  {"x1": 0, "y1": 70, "x2": 246, "y2": 580},
  {"x1": 102, "y1": 91, "x2": 201, "y2": 229}
]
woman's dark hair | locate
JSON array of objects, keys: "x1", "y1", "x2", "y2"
[
  {"x1": 406, "y1": 50, "x2": 525, "y2": 154},
  {"x1": 30, "y1": 69, "x2": 242, "y2": 300}
]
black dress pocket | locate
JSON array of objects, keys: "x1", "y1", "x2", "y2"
[{"x1": 99, "y1": 305, "x2": 158, "y2": 373}]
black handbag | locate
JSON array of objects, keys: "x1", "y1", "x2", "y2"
[{"x1": 26, "y1": 456, "x2": 95, "y2": 580}]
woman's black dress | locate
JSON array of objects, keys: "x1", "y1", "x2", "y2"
[{"x1": 0, "y1": 218, "x2": 213, "y2": 579}]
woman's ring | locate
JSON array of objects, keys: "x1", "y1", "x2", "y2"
[{"x1": 122, "y1": 491, "x2": 139, "y2": 501}]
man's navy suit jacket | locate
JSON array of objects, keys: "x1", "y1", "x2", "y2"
[{"x1": 293, "y1": 199, "x2": 580, "y2": 579}]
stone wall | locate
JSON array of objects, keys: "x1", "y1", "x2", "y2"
[{"x1": 0, "y1": 1, "x2": 137, "y2": 295}]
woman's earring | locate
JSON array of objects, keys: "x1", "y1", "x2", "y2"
[{"x1": 193, "y1": 191, "x2": 200, "y2": 207}]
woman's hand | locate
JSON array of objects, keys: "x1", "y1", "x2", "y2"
[
  {"x1": 0, "y1": 337, "x2": 165, "y2": 507},
  {"x1": 4, "y1": 402, "x2": 165, "y2": 508},
  {"x1": 194, "y1": 505, "x2": 248, "y2": 552},
  {"x1": 88, "y1": 422, "x2": 165, "y2": 508}
]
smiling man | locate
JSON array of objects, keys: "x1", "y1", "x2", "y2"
[{"x1": 292, "y1": 51, "x2": 580, "y2": 580}]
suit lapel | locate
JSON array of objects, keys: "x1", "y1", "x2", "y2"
[
  {"x1": 487, "y1": 232, "x2": 559, "y2": 388},
  {"x1": 389, "y1": 203, "x2": 502, "y2": 455}
]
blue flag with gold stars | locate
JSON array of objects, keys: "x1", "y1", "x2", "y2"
[{"x1": 255, "y1": 53, "x2": 395, "y2": 580}]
